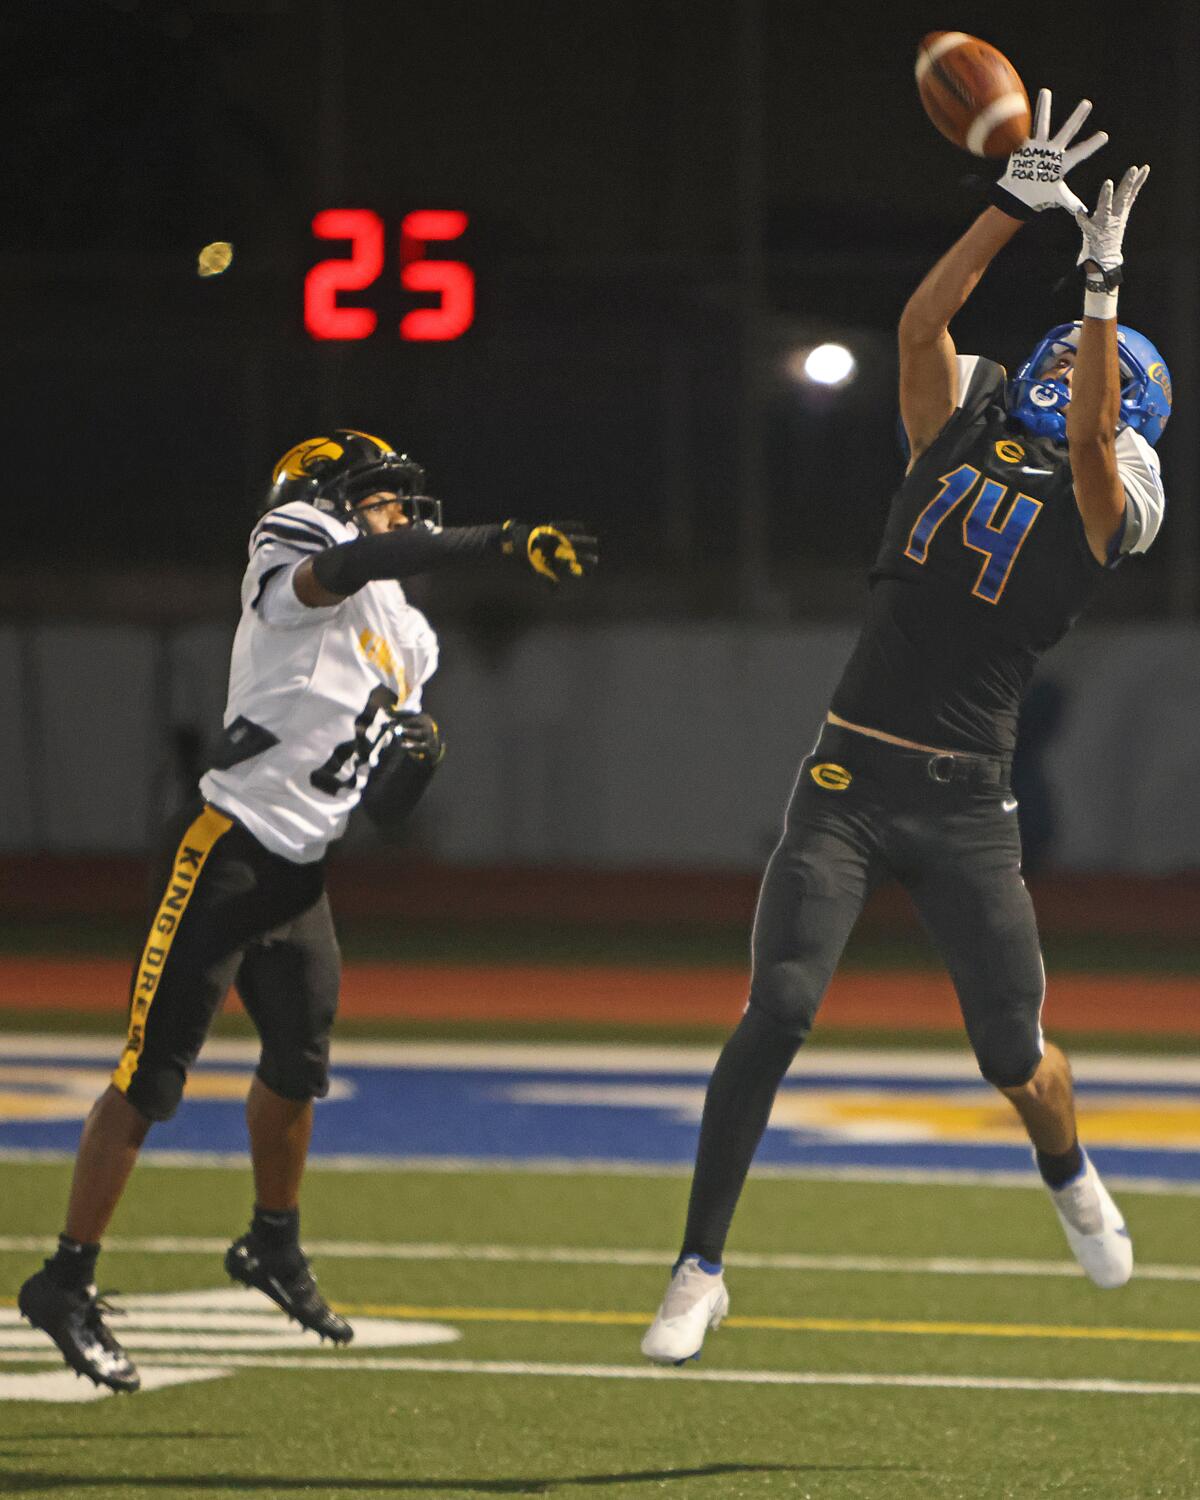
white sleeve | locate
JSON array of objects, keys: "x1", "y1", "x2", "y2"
[
  {"x1": 953, "y1": 355, "x2": 981, "y2": 408},
  {"x1": 243, "y1": 502, "x2": 350, "y2": 628},
  {"x1": 251, "y1": 555, "x2": 341, "y2": 629},
  {"x1": 953, "y1": 355, "x2": 1007, "y2": 413},
  {"x1": 1114, "y1": 427, "x2": 1166, "y2": 556}
]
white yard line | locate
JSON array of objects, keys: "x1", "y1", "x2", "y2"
[
  {"x1": 0, "y1": 1033, "x2": 1195, "y2": 1082},
  {"x1": 0, "y1": 1349, "x2": 1193, "y2": 1396},
  {"x1": 0, "y1": 1234, "x2": 1196, "y2": 1282},
  {"x1": 1, "y1": 1146, "x2": 1197, "y2": 1194}
]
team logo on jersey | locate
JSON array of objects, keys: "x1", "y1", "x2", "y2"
[
  {"x1": 810, "y1": 762, "x2": 852, "y2": 791},
  {"x1": 994, "y1": 439, "x2": 1025, "y2": 464},
  {"x1": 357, "y1": 630, "x2": 408, "y2": 696}
]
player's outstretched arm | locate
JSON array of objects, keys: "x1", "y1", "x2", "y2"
[
  {"x1": 900, "y1": 90, "x2": 1107, "y2": 467},
  {"x1": 293, "y1": 520, "x2": 598, "y2": 606},
  {"x1": 899, "y1": 208, "x2": 1023, "y2": 464},
  {"x1": 1068, "y1": 165, "x2": 1150, "y2": 564}
]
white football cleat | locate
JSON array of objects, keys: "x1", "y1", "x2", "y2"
[
  {"x1": 1045, "y1": 1152, "x2": 1133, "y2": 1289},
  {"x1": 641, "y1": 1255, "x2": 729, "y2": 1365}
]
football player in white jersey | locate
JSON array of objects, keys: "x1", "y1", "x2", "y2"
[{"x1": 19, "y1": 429, "x2": 597, "y2": 1391}]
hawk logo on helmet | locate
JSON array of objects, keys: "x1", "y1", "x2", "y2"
[
  {"x1": 275, "y1": 437, "x2": 347, "y2": 483},
  {"x1": 261, "y1": 429, "x2": 443, "y2": 527},
  {"x1": 273, "y1": 430, "x2": 396, "y2": 483}
]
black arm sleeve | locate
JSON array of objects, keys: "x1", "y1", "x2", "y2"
[{"x1": 311, "y1": 524, "x2": 504, "y2": 597}]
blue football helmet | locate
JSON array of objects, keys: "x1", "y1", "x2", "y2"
[{"x1": 1009, "y1": 322, "x2": 1173, "y2": 446}]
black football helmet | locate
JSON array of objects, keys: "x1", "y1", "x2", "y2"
[{"x1": 261, "y1": 429, "x2": 443, "y2": 526}]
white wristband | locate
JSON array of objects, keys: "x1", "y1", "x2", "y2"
[{"x1": 1083, "y1": 284, "x2": 1119, "y2": 320}]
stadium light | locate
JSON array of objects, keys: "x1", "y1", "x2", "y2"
[{"x1": 787, "y1": 342, "x2": 858, "y2": 388}]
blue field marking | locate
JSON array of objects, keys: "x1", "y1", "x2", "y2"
[{"x1": 0, "y1": 1040, "x2": 1196, "y2": 1183}]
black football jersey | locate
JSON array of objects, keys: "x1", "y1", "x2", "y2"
[{"x1": 831, "y1": 358, "x2": 1107, "y2": 754}]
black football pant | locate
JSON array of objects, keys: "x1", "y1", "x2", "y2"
[
  {"x1": 112, "y1": 796, "x2": 340, "y2": 1122},
  {"x1": 681, "y1": 723, "x2": 1046, "y2": 1265}
]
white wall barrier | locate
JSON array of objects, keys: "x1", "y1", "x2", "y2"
[{"x1": 1, "y1": 621, "x2": 1198, "y2": 873}]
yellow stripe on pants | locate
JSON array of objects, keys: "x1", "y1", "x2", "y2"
[{"x1": 112, "y1": 804, "x2": 234, "y2": 1094}]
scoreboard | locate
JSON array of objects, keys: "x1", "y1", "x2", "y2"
[{"x1": 304, "y1": 209, "x2": 474, "y2": 341}]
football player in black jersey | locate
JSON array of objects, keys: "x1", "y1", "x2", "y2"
[{"x1": 644, "y1": 92, "x2": 1170, "y2": 1363}]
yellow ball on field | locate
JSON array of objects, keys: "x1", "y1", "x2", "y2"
[{"x1": 197, "y1": 241, "x2": 234, "y2": 278}]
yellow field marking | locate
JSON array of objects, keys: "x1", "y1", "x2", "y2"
[
  {"x1": 763, "y1": 1091, "x2": 1200, "y2": 1149},
  {"x1": 2, "y1": 1290, "x2": 1197, "y2": 1345},
  {"x1": 339, "y1": 1303, "x2": 1200, "y2": 1346}
]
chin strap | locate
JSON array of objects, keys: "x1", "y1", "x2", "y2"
[{"x1": 1008, "y1": 393, "x2": 1070, "y2": 441}]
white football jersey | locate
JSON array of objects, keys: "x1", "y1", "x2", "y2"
[
  {"x1": 1112, "y1": 425, "x2": 1166, "y2": 555},
  {"x1": 200, "y1": 501, "x2": 439, "y2": 862}
]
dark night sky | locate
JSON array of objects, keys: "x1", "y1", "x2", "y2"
[{"x1": 3, "y1": 0, "x2": 1186, "y2": 613}]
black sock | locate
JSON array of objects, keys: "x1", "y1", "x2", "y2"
[
  {"x1": 1036, "y1": 1138, "x2": 1085, "y2": 1189},
  {"x1": 680, "y1": 1007, "x2": 801, "y2": 1265},
  {"x1": 45, "y1": 1234, "x2": 100, "y2": 1290},
  {"x1": 249, "y1": 1206, "x2": 301, "y2": 1263}
]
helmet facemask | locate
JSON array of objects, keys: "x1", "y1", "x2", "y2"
[
  {"x1": 333, "y1": 457, "x2": 445, "y2": 531},
  {"x1": 351, "y1": 492, "x2": 444, "y2": 529}
]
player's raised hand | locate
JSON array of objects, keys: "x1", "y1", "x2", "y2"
[
  {"x1": 501, "y1": 520, "x2": 599, "y2": 583},
  {"x1": 991, "y1": 88, "x2": 1108, "y2": 219},
  {"x1": 1074, "y1": 165, "x2": 1150, "y2": 283}
]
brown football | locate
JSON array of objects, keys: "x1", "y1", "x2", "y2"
[{"x1": 915, "y1": 32, "x2": 1031, "y2": 158}]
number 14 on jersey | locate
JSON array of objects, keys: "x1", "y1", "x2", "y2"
[{"x1": 905, "y1": 463, "x2": 1043, "y2": 604}]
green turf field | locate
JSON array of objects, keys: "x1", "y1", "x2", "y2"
[{"x1": 2, "y1": 1161, "x2": 1197, "y2": 1498}]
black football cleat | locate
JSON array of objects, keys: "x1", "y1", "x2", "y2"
[
  {"x1": 18, "y1": 1269, "x2": 141, "y2": 1393},
  {"x1": 224, "y1": 1235, "x2": 354, "y2": 1344}
]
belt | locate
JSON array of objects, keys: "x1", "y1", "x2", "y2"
[{"x1": 814, "y1": 724, "x2": 1011, "y2": 792}]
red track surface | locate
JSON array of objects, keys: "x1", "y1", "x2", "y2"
[
  {"x1": 0, "y1": 956, "x2": 1195, "y2": 1035},
  {"x1": 3, "y1": 855, "x2": 1200, "y2": 937}
]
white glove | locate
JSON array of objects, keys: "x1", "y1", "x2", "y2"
[
  {"x1": 1074, "y1": 165, "x2": 1150, "y2": 284},
  {"x1": 990, "y1": 89, "x2": 1107, "y2": 220}
]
